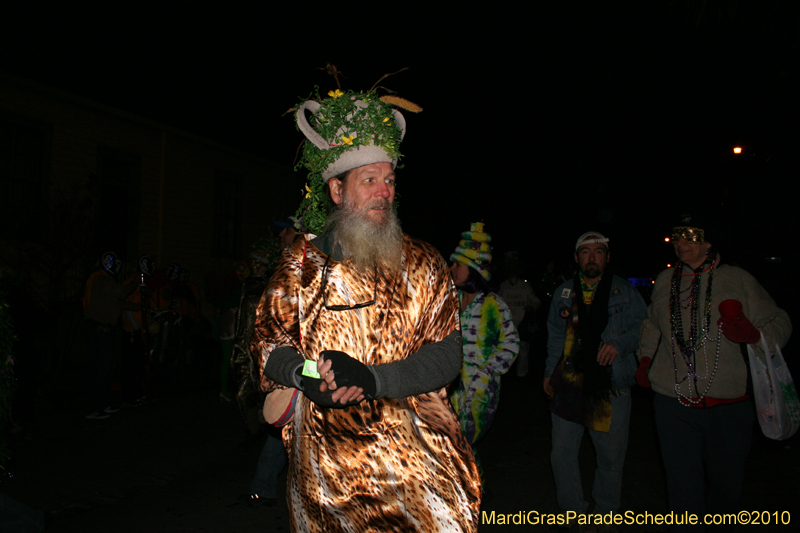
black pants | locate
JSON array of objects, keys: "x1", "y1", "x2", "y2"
[
  {"x1": 654, "y1": 393, "x2": 755, "y2": 532},
  {"x1": 83, "y1": 320, "x2": 118, "y2": 413}
]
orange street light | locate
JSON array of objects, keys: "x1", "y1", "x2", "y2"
[{"x1": 733, "y1": 146, "x2": 743, "y2": 154}]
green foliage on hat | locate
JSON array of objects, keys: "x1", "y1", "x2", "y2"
[
  {"x1": 297, "y1": 88, "x2": 404, "y2": 175},
  {"x1": 296, "y1": 176, "x2": 328, "y2": 237}
]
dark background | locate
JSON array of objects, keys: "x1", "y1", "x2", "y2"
[
  {"x1": 3, "y1": 1, "x2": 798, "y2": 285},
  {"x1": 2, "y1": 4, "x2": 799, "y2": 529}
]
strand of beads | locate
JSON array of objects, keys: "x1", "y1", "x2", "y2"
[
  {"x1": 669, "y1": 258, "x2": 717, "y2": 405},
  {"x1": 672, "y1": 323, "x2": 722, "y2": 405}
]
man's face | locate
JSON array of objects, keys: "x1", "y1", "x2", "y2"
[
  {"x1": 330, "y1": 162, "x2": 395, "y2": 225},
  {"x1": 574, "y1": 243, "x2": 609, "y2": 280},
  {"x1": 279, "y1": 227, "x2": 298, "y2": 249}
]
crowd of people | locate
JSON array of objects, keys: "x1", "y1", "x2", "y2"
[
  {"x1": 80, "y1": 248, "x2": 248, "y2": 420},
  {"x1": 246, "y1": 84, "x2": 791, "y2": 533},
  {"x1": 81, "y1": 252, "x2": 205, "y2": 417},
  {"x1": 27, "y1": 80, "x2": 790, "y2": 533}
]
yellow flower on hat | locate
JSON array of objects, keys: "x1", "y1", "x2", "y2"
[
  {"x1": 328, "y1": 89, "x2": 344, "y2": 98},
  {"x1": 340, "y1": 134, "x2": 354, "y2": 145},
  {"x1": 305, "y1": 184, "x2": 313, "y2": 198},
  {"x1": 383, "y1": 117, "x2": 390, "y2": 122}
]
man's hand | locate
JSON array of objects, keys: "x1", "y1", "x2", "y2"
[
  {"x1": 597, "y1": 343, "x2": 618, "y2": 366},
  {"x1": 317, "y1": 356, "x2": 365, "y2": 405},
  {"x1": 543, "y1": 377, "x2": 555, "y2": 398},
  {"x1": 293, "y1": 356, "x2": 364, "y2": 408}
]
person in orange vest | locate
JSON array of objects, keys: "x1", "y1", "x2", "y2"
[
  {"x1": 120, "y1": 255, "x2": 159, "y2": 406},
  {"x1": 83, "y1": 252, "x2": 138, "y2": 419}
]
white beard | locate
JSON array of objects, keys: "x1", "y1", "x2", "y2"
[{"x1": 326, "y1": 194, "x2": 403, "y2": 273}]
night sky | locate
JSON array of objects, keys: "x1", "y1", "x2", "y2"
[{"x1": 4, "y1": 2, "x2": 799, "y2": 285}]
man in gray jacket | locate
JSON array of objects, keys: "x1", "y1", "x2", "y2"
[{"x1": 544, "y1": 232, "x2": 646, "y2": 529}]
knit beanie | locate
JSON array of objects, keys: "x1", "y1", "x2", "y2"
[{"x1": 450, "y1": 222, "x2": 493, "y2": 281}]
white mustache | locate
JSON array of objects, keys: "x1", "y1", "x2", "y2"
[{"x1": 367, "y1": 200, "x2": 390, "y2": 210}]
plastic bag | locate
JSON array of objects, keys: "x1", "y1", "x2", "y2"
[{"x1": 747, "y1": 335, "x2": 800, "y2": 440}]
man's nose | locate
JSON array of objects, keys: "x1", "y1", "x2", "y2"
[{"x1": 374, "y1": 181, "x2": 390, "y2": 198}]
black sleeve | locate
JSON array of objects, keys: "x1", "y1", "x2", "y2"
[
  {"x1": 370, "y1": 329, "x2": 463, "y2": 399},
  {"x1": 264, "y1": 346, "x2": 305, "y2": 389}
]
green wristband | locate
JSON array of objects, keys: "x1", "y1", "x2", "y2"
[{"x1": 302, "y1": 360, "x2": 321, "y2": 379}]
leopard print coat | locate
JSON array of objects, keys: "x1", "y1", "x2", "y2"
[{"x1": 252, "y1": 234, "x2": 481, "y2": 532}]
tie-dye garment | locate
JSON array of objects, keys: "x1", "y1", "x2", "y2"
[{"x1": 450, "y1": 291, "x2": 519, "y2": 445}]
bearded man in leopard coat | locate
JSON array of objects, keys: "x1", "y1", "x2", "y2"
[{"x1": 251, "y1": 87, "x2": 480, "y2": 533}]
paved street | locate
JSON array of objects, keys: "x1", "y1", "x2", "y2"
[{"x1": 3, "y1": 364, "x2": 799, "y2": 532}]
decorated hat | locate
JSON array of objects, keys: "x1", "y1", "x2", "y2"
[
  {"x1": 100, "y1": 252, "x2": 121, "y2": 275},
  {"x1": 166, "y1": 263, "x2": 181, "y2": 282},
  {"x1": 291, "y1": 77, "x2": 422, "y2": 236},
  {"x1": 672, "y1": 211, "x2": 720, "y2": 244},
  {"x1": 137, "y1": 254, "x2": 156, "y2": 277},
  {"x1": 450, "y1": 222, "x2": 493, "y2": 281},
  {"x1": 295, "y1": 90, "x2": 412, "y2": 182}
]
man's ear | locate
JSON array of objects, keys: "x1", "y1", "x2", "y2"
[{"x1": 329, "y1": 178, "x2": 344, "y2": 205}]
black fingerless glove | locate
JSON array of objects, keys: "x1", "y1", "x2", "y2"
[
  {"x1": 293, "y1": 364, "x2": 362, "y2": 409},
  {"x1": 321, "y1": 350, "x2": 377, "y2": 399},
  {"x1": 294, "y1": 368, "x2": 342, "y2": 408}
]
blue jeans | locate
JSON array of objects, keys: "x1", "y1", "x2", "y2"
[
  {"x1": 250, "y1": 431, "x2": 288, "y2": 498},
  {"x1": 550, "y1": 389, "x2": 631, "y2": 514}
]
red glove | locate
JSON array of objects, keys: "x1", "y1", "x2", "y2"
[
  {"x1": 718, "y1": 299, "x2": 761, "y2": 344},
  {"x1": 636, "y1": 356, "x2": 652, "y2": 388}
]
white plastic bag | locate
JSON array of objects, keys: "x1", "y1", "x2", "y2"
[{"x1": 747, "y1": 335, "x2": 800, "y2": 440}]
